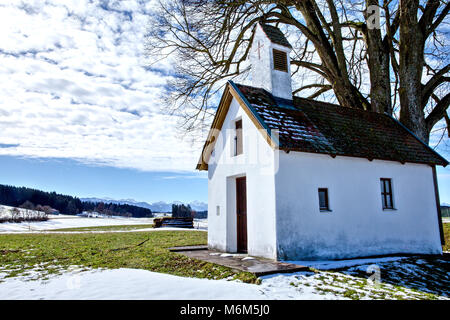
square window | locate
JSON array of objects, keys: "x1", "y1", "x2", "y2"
[{"x1": 318, "y1": 188, "x2": 329, "y2": 211}]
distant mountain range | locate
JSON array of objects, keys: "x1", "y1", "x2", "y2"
[{"x1": 80, "y1": 197, "x2": 207, "y2": 213}]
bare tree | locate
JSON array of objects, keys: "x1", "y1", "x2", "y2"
[{"x1": 147, "y1": 0, "x2": 449, "y2": 144}]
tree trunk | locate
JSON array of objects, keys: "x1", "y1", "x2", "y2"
[
  {"x1": 296, "y1": 0, "x2": 370, "y2": 111},
  {"x1": 398, "y1": 0, "x2": 428, "y2": 142},
  {"x1": 332, "y1": 80, "x2": 370, "y2": 111},
  {"x1": 365, "y1": 0, "x2": 392, "y2": 114}
]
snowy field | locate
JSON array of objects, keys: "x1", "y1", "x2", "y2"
[
  {"x1": 0, "y1": 205, "x2": 207, "y2": 233},
  {"x1": 0, "y1": 204, "x2": 448, "y2": 300},
  {"x1": 0, "y1": 255, "x2": 448, "y2": 300},
  {"x1": 0, "y1": 268, "x2": 314, "y2": 300},
  {"x1": 0, "y1": 211, "x2": 153, "y2": 234}
]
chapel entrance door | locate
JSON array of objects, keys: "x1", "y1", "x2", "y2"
[{"x1": 236, "y1": 176, "x2": 247, "y2": 253}]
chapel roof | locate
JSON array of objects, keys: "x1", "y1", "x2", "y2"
[
  {"x1": 235, "y1": 82, "x2": 448, "y2": 167},
  {"x1": 196, "y1": 81, "x2": 448, "y2": 170},
  {"x1": 258, "y1": 23, "x2": 292, "y2": 48}
]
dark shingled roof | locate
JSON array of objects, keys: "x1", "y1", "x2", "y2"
[
  {"x1": 259, "y1": 23, "x2": 292, "y2": 48},
  {"x1": 234, "y1": 83, "x2": 448, "y2": 166}
]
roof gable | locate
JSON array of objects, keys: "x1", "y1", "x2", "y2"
[{"x1": 195, "y1": 82, "x2": 277, "y2": 170}]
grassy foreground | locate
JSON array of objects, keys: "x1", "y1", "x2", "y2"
[{"x1": 0, "y1": 231, "x2": 258, "y2": 283}]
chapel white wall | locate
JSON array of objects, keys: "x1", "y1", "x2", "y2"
[
  {"x1": 207, "y1": 97, "x2": 278, "y2": 259},
  {"x1": 274, "y1": 151, "x2": 443, "y2": 260}
]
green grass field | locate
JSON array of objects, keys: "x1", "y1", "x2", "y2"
[
  {"x1": 48, "y1": 224, "x2": 155, "y2": 232},
  {"x1": 443, "y1": 223, "x2": 449, "y2": 252},
  {"x1": 0, "y1": 230, "x2": 257, "y2": 283}
]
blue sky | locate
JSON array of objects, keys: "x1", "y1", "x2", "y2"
[
  {"x1": 0, "y1": 1, "x2": 448, "y2": 205},
  {"x1": 0, "y1": 155, "x2": 207, "y2": 203},
  {"x1": 436, "y1": 165, "x2": 450, "y2": 204}
]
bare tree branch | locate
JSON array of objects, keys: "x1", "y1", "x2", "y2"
[
  {"x1": 426, "y1": 92, "x2": 450, "y2": 132},
  {"x1": 146, "y1": 0, "x2": 449, "y2": 145}
]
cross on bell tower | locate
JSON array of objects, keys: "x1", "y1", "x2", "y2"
[{"x1": 256, "y1": 41, "x2": 264, "y2": 60}]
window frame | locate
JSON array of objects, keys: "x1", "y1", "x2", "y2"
[
  {"x1": 318, "y1": 188, "x2": 330, "y2": 211},
  {"x1": 380, "y1": 178, "x2": 395, "y2": 210},
  {"x1": 233, "y1": 118, "x2": 243, "y2": 156}
]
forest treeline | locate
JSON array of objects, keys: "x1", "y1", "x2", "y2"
[
  {"x1": 172, "y1": 203, "x2": 207, "y2": 219},
  {"x1": 0, "y1": 184, "x2": 153, "y2": 217}
]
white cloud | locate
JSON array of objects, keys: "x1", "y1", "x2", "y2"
[
  {"x1": 0, "y1": 0, "x2": 447, "y2": 177},
  {"x1": 0, "y1": 0, "x2": 203, "y2": 172}
]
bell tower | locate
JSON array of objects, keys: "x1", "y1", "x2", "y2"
[{"x1": 250, "y1": 23, "x2": 293, "y2": 100}]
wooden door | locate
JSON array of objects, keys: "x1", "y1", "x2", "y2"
[{"x1": 236, "y1": 176, "x2": 247, "y2": 253}]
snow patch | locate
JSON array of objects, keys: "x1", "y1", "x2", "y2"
[{"x1": 0, "y1": 268, "x2": 333, "y2": 300}]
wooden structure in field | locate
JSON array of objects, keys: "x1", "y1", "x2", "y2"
[{"x1": 153, "y1": 217, "x2": 194, "y2": 229}]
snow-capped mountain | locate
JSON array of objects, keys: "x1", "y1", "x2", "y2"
[{"x1": 80, "y1": 198, "x2": 207, "y2": 212}]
